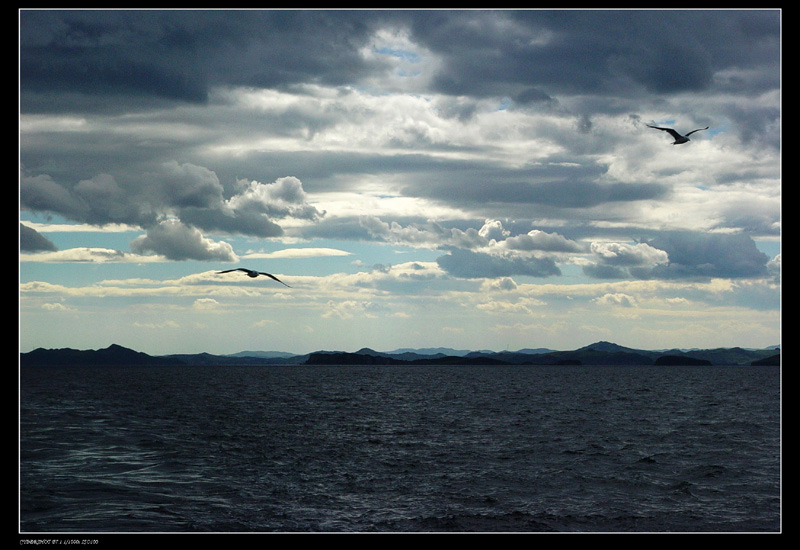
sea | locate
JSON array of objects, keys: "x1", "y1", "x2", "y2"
[{"x1": 19, "y1": 363, "x2": 781, "y2": 533}]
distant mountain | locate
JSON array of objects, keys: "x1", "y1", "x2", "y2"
[
  {"x1": 20, "y1": 342, "x2": 780, "y2": 368},
  {"x1": 522, "y1": 347, "x2": 656, "y2": 366},
  {"x1": 225, "y1": 350, "x2": 297, "y2": 359},
  {"x1": 578, "y1": 341, "x2": 644, "y2": 354},
  {"x1": 515, "y1": 348, "x2": 557, "y2": 355},
  {"x1": 306, "y1": 350, "x2": 508, "y2": 366},
  {"x1": 751, "y1": 354, "x2": 780, "y2": 366},
  {"x1": 387, "y1": 347, "x2": 495, "y2": 357},
  {"x1": 306, "y1": 351, "x2": 403, "y2": 366},
  {"x1": 164, "y1": 351, "x2": 308, "y2": 366},
  {"x1": 20, "y1": 344, "x2": 183, "y2": 367}
]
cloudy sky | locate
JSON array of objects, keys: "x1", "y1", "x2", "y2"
[{"x1": 19, "y1": 9, "x2": 781, "y2": 355}]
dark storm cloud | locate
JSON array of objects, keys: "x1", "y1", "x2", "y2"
[
  {"x1": 130, "y1": 219, "x2": 236, "y2": 261},
  {"x1": 401, "y1": 10, "x2": 780, "y2": 149},
  {"x1": 20, "y1": 10, "x2": 386, "y2": 112},
  {"x1": 387, "y1": 156, "x2": 669, "y2": 214},
  {"x1": 19, "y1": 165, "x2": 222, "y2": 228},
  {"x1": 178, "y1": 207, "x2": 284, "y2": 239},
  {"x1": 20, "y1": 10, "x2": 211, "y2": 106},
  {"x1": 407, "y1": 177, "x2": 668, "y2": 210},
  {"x1": 20, "y1": 223, "x2": 58, "y2": 252},
  {"x1": 407, "y1": 10, "x2": 779, "y2": 98},
  {"x1": 20, "y1": 170, "x2": 160, "y2": 228},
  {"x1": 436, "y1": 248, "x2": 561, "y2": 279},
  {"x1": 21, "y1": 10, "x2": 779, "y2": 110}
]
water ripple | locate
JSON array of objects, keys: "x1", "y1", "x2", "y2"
[{"x1": 21, "y1": 364, "x2": 781, "y2": 532}]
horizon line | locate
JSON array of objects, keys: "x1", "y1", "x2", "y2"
[{"x1": 20, "y1": 340, "x2": 782, "y2": 357}]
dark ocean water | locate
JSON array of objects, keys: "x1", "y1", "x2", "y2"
[{"x1": 20, "y1": 364, "x2": 781, "y2": 533}]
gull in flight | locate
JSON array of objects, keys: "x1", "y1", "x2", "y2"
[
  {"x1": 647, "y1": 124, "x2": 709, "y2": 145},
  {"x1": 217, "y1": 268, "x2": 291, "y2": 287}
]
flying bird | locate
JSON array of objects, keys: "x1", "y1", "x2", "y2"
[
  {"x1": 647, "y1": 124, "x2": 709, "y2": 145},
  {"x1": 217, "y1": 268, "x2": 291, "y2": 287}
]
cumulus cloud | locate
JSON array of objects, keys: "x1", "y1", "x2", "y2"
[
  {"x1": 130, "y1": 219, "x2": 237, "y2": 261},
  {"x1": 156, "y1": 161, "x2": 225, "y2": 209},
  {"x1": 21, "y1": 172, "x2": 94, "y2": 222},
  {"x1": 590, "y1": 241, "x2": 669, "y2": 267},
  {"x1": 584, "y1": 231, "x2": 771, "y2": 279},
  {"x1": 193, "y1": 298, "x2": 220, "y2": 310},
  {"x1": 19, "y1": 164, "x2": 195, "y2": 228},
  {"x1": 483, "y1": 277, "x2": 518, "y2": 292},
  {"x1": 767, "y1": 253, "x2": 780, "y2": 280},
  {"x1": 583, "y1": 232, "x2": 771, "y2": 281},
  {"x1": 593, "y1": 293, "x2": 638, "y2": 308},
  {"x1": 583, "y1": 240, "x2": 670, "y2": 280},
  {"x1": 436, "y1": 248, "x2": 561, "y2": 279},
  {"x1": 359, "y1": 216, "x2": 489, "y2": 249},
  {"x1": 478, "y1": 219, "x2": 510, "y2": 242},
  {"x1": 178, "y1": 207, "x2": 284, "y2": 238},
  {"x1": 641, "y1": 231, "x2": 770, "y2": 280},
  {"x1": 21, "y1": 157, "x2": 324, "y2": 246},
  {"x1": 504, "y1": 229, "x2": 585, "y2": 253},
  {"x1": 181, "y1": 176, "x2": 323, "y2": 238},
  {"x1": 227, "y1": 176, "x2": 323, "y2": 221}
]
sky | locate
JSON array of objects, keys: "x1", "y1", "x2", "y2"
[{"x1": 19, "y1": 9, "x2": 781, "y2": 355}]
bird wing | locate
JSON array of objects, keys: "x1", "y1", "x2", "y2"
[
  {"x1": 218, "y1": 268, "x2": 254, "y2": 275},
  {"x1": 647, "y1": 125, "x2": 683, "y2": 140},
  {"x1": 259, "y1": 272, "x2": 291, "y2": 287},
  {"x1": 684, "y1": 126, "x2": 709, "y2": 137}
]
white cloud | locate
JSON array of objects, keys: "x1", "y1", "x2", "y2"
[
  {"x1": 593, "y1": 293, "x2": 639, "y2": 308},
  {"x1": 244, "y1": 248, "x2": 352, "y2": 259},
  {"x1": 227, "y1": 176, "x2": 323, "y2": 221},
  {"x1": 504, "y1": 229, "x2": 585, "y2": 253},
  {"x1": 482, "y1": 277, "x2": 518, "y2": 292},
  {"x1": 590, "y1": 242, "x2": 669, "y2": 267},
  {"x1": 19, "y1": 247, "x2": 164, "y2": 263},
  {"x1": 41, "y1": 302, "x2": 73, "y2": 312},
  {"x1": 193, "y1": 298, "x2": 220, "y2": 310},
  {"x1": 22, "y1": 221, "x2": 139, "y2": 233},
  {"x1": 132, "y1": 320, "x2": 180, "y2": 330},
  {"x1": 478, "y1": 219, "x2": 510, "y2": 242}
]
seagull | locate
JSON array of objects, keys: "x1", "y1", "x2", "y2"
[
  {"x1": 647, "y1": 124, "x2": 709, "y2": 145},
  {"x1": 217, "y1": 268, "x2": 291, "y2": 287}
]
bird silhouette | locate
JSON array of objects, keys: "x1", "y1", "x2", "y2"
[
  {"x1": 647, "y1": 124, "x2": 709, "y2": 145},
  {"x1": 217, "y1": 268, "x2": 291, "y2": 287}
]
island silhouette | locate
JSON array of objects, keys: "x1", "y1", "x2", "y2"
[{"x1": 20, "y1": 341, "x2": 780, "y2": 367}]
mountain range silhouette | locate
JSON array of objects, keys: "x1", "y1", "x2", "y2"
[{"x1": 20, "y1": 341, "x2": 780, "y2": 367}]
